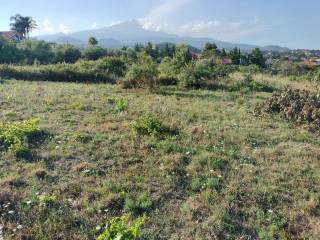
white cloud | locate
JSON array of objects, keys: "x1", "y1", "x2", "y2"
[
  {"x1": 58, "y1": 23, "x2": 70, "y2": 34},
  {"x1": 42, "y1": 19, "x2": 54, "y2": 33},
  {"x1": 138, "y1": 0, "x2": 267, "y2": 42},
  {"x1": 139, "y1": 0, "x2": 191, "y2": 31},
  {"x1": 175, "y1": 20, "x2": 267, "y2": 41},
  {"x1": 91, "y1": 22, "x2": 97, "y2": 29}
]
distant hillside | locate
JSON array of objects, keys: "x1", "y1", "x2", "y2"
[{"x1": 37, "y1": 20, "x2": 290, "y2": 52}]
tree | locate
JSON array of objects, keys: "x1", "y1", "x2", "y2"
[
  {"x1": 88, "y1": 37, "x2": 98, "y2": 46},
  {"x1": 54, "y1": 44, "x2": 81, "y2": 63},
  {"x1": 172, "y1": 44, "x2": 192, "y2": 70},
  {"x1": 123, "y1": 51, "x2": 158, "y2": 89},
  {"x1": 83, "y1": 46, "x2": 106, "y2": 60},
  {"x1": 203, "y1": 42, "x2": 218, "y2": 58},
  {"x1": 0, "y1": 37, "x2": 24, "y2": 63},
  {"x1": 230, "y1": 47, "x2": 241, "y2": 65},
  {"x1": 10, "y1": 14, "x2": 37, "y2": 40},
  {"x1": 248, "y1": 48, "x2": 265, "y2": 68},
  {"x1": 19, "y1": 40, "x2": 54, "y2": 64}
]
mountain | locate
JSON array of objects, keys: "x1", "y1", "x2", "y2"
[
  {"x1": 37, "y1": 20, "x2": 289, "y2": 52},
  {"x1": 262, "y1": 45, "x2": 291, "y2": 53}
]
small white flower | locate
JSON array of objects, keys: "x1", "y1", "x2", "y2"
[
  {"x1": 17, "y1": 225, "x2": 23, "y2": 230},
  {"x1": 8, "y1": 210, "x2": 14, "y2": 215},
  {"x1": 186, "y1": 151, "x2": 191, "y2": 155},
  {"x1": 26, "y1": 201, "x2": 32, "y2": 205},
  {"x1": 268, "y1": 209, "x2": 273, "y2": 213},
  {"x1": 96, "y1": 225, "x2": 101, "y2": 231},
  {"x1": 217, "y1": 175, "x2": 222, "y2": 178}
]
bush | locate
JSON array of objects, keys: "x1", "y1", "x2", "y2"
[
  {"x1": 0, "y1": 119, "x2": 40, "y2": 159},
  {"x1": 254, "y1": 88, "x2": 320, "y2": 131},
  {"x1": 131, "y1": 115, "x2": 164, "y2": 137},
  {"x1": 54, "y1": 44, "x2": 82, "y2": 63},
  {"x1": 19, "y1": 40, "x2": 55, "y2": 64},
  {"x1": 83, "y1": 46, "x2": 106, "y2": 60},
  {"x1": 235, "y1": 74, "x2": 274, "y2": 92},
  {"x1": 123, "y1": 52, "x2": 158, "y2": 89},
  {"x1": 96, "y1": 57, "x2": 126, "y2": 77},
  {"x1": 157, "y1": 57, "x2": 178, "y2": 85},
  {"x1": 177, "y1": 63, "x2": 200, "y2": 88},
  {"x1": 97, "y1": 214, "x2": 144, "y2": 240},
  {"x1": 0, "y1": 40, "x2": 24, "y2": 64},
  {"x1": 0, "y1": 62, "x2": 115, "y2": 83}
]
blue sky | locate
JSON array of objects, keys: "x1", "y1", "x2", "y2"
[{"x1": 0, "y1": 0, "x2": 319, "y2": 49}]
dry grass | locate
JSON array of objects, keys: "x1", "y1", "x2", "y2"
[{"x1": 0, "y1": 77, "x2": 319, "y2": 239}]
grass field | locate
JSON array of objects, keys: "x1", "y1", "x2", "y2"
[{"x1": 0, "y1": 76, "x2": 319, "y2": 239}]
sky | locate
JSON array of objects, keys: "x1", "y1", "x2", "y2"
[{"x1": 0, "y1": 0, "x2": 319, "y2": 49}]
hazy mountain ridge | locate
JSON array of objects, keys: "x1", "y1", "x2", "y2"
[{"x1": 37, "y1": 20, "x2": 289, "y2": 52}]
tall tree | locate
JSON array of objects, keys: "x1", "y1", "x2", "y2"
[
  {"x1": 202, "y1": 42, "x2": 218, "y2": 58},
  {"x1": 10, "y1": 14, "x2": 37, "y2": 40},
  {"x1": 23, "y1": 16, "x2": 37, "y2": 40},
  {"x1": 88, "y1": 37, "x2": 98, "y2": 46},
  {"x1": 230, "y1": 47, "x2": 241, "y2": 65},
  {"x1": 249, "y1": 48, "x2": 265, "y2": 68}
]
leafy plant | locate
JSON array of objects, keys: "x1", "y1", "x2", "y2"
[
  {"x1": 123, "y1": 51, "x2": 158, "y2": 90},
  {"x1": 97, "y1": 214, "x2": 144, "y2": 240},
  {"x1": 0, "y1": 119, "x2": 40, "y2": 159},
  {"x1": 39, "y1": 193, "x2": 57, "y2": 208},
  {"x1": 116, "y1": 99, "x2": 129, "y2": 112},
  {"x1": 131, "y1": 115, "x2": 164, "y2": 137}
]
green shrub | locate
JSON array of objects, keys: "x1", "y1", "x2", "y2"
[
  {"x1": 0, "y1": 62, "x2": 115, "y2": 83},
  {"x1": 19, "y1": 40, "x2": 55, "y2": 64},
  {"x1": 131, "y1": 115, "x2": 164, "y2": 137},
  {"x1": 97, "y1": 57, "x2": 126, "y2": 77},
  {"x1": 83, "y1": 46, "x2": 106, "y2": 60},
  {"x1": 158, "y1": 57, "x2": 178, "y2": 85},
  {"x1": 0, "y1": 119, "x2": 41, "y2": 159},
  {"x1": 116, "y1": 99, "x2": 128, "y2": 112},
  {"x1": 97, "y1": 214, "x2": 144, "y2": 240},
  {"x1": 39, "y1": 193, "x2": 58, "y2": 208},
  {"x1": 123, "y1": 52, "x2": 158, "y2": 89},
  {"x1": 177, "y1": 63, "x2": 199, "y2": 88},
  {"x1": 236, "y1": 74, "x2": 273, "y2": 92},
  {"x1": 11, "y1": 144, "x2": 32, "y2": 159},
  {"x1": 54, "y1": 44, "x2": 82, "y2": 63},
  {"x1": 0, "y1": 119, "x2": 40, "y2": 150}
]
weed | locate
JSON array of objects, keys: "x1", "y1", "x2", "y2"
[
  {"x1": 131, "y1": 115, "x2": 164, "y2": 137},
  {"x1": 97, "y1": 214, "x2": 144, "y2": 240},
  {"x1": 0, "y1": 119, "x2": 41, "y2": 159},
  {"x1": 38, "y1": 193, "x2": 57, "y2": 208},
  {"x1": 116, "y1": 98, "x2": 129, "y2": 112}
]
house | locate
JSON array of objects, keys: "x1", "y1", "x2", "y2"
[
  {"x1": 221, "y1": 58, "x2": 233, "y2": 65},
  {"x1": 0, "y1": 31, "x2": 21, "y2": 41},
  {"x1": 302, "y1": 59, "x2": 320, "y2": 68}
]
